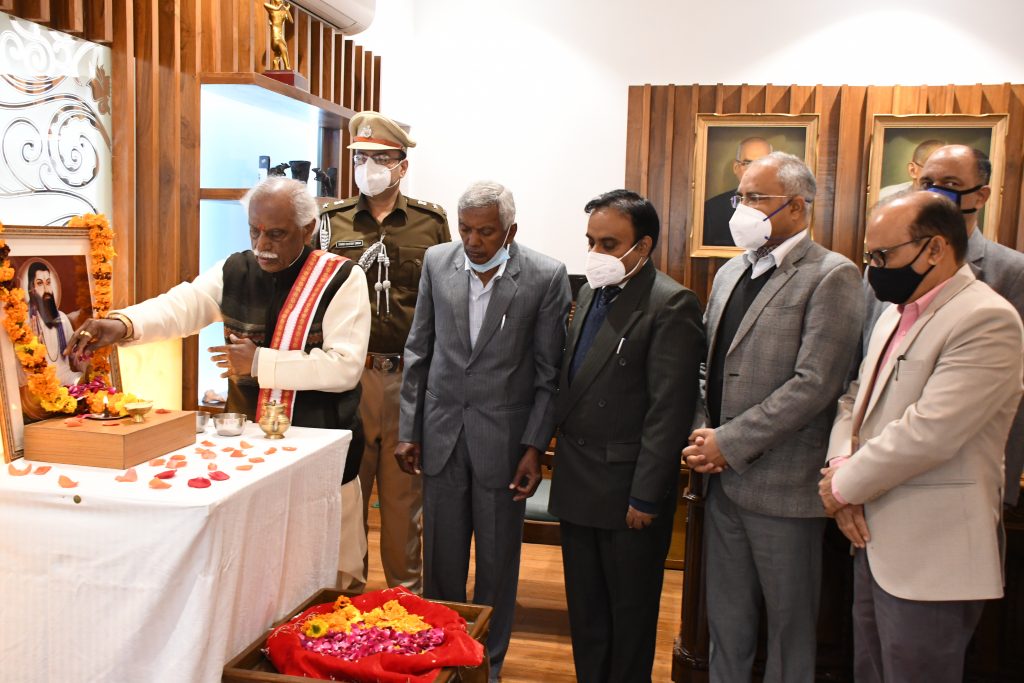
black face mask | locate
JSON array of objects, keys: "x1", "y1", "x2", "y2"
[
  {"x1": 867, "y1": 239, "x2": 935, "y2": 304},
  {"x1": 924, "y1": 184, "x2": 984, "y2": 214}
]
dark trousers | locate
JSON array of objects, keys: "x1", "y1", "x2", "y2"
[
  {"x1": 560, "y1": 505, "x2": 674, "y2": 683},
  {"x1": 852, "y1": 549, "x2": 986, "y2": 683},
  {"x1": 422, "y1": 432, "x2": 525, "y2": 681}
]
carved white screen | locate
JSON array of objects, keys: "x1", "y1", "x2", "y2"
[{"x1": 0, "y1": 12, "x2": 113, "y2": 225}]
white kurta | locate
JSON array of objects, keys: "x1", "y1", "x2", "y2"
[{"x1": 117, "y1": 254, "x2": 370, "y2": 393}]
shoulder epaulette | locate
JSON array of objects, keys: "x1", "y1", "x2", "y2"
[
  {"x1": 407, "y1": 197, "x2": 447, "y2": 217},
  {"x1": 319, "y1": 196, "x2": 359, "y2": 215}
]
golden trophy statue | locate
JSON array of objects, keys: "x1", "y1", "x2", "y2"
[{"x1": 264, "y1": 0, "x2": 308, "y2": 90}]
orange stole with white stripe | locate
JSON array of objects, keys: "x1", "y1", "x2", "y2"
[{"x1": 257, "y1": 249, "x2": 349, "y2": 421}]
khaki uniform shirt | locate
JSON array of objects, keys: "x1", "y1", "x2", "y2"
[{"x1": 319, "y1": 193, "x2": 450, "y2": 354}]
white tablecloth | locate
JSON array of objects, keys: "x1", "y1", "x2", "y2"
[{"x1": 0, "y1": 423, "x2": 349, "y2": 683}]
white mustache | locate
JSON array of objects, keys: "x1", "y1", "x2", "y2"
[{"x1": 254, "y1": 250, "x2": 279, "y2": 260}]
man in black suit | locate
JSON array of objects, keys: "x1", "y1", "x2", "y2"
[
  {"x1": 703, "y1": 137, "x2": 773, "y2": 246},
  {"x1": 548, "y1": 189, "x2": 705, "y2": 682}
]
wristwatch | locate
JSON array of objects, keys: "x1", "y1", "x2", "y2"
[{"x1": 106, "y1": 312, "x2": 135, "y2": 341}]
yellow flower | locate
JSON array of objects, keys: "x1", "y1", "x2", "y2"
[{"x1": 303, "y1": 618, "x2": 329, "y2": 638}]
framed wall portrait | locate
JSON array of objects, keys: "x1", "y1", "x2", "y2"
[
  {"x1": 691, "y1": 113, "x2": 819, "y2": 258},
  {"x1": 0, "y1": 226, "x2": 119, "y2": 461},
  {"x1": 867, "y1": 114, "x2": 1009, "y2": 240}
]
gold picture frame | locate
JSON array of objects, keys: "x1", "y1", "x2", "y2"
[
  {"x1": 691, "y1": 113, "x2": 820, "y2": 259},
  {"x1": 0, "y1": 226, "x2": 121, "y2": 462},
  {"x1": 867, "y1": 114, "x2": 1009, "y2": 240}
]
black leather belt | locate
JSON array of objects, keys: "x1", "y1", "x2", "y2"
[{"x1": 365, "y1": 353, "x2": 403, "y2": 372}]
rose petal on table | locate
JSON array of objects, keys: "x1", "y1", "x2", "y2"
[
  {"x1": 188, "y1": 477, "x2": 211, "y2": 489},
  {"x1": 239, "y1": 440, "x2": 254, "y2": 449},
  {"x1": 155, "y1": 408, "x2": 171, "y2": 414},
  {"x1": 200, "y1": 451, "x2": 217, "y2": 460},
  {"x1": 230, "y1": 450, "x2": 246, "y2": 458},
  {"x1": 171, "y1": 460, "x2": 188, "y2": 469},
  {"x1": 201, "y1": 440, "x2": 215, "y2": 447},
  {"x1": 207, "y1": 463, "x2": 218, "y2": 471},
  {"x1": 235, "y1": 464, "x2": 253, "y2": 471},
  {"x1": 148, "y1": 478, "x2": 171, "y2": 489},
  {"x1": 221, "y1": 447, "x2": 235, "y2": 453},
  {"x1": 8, "y1": 462, "x2": 31, "y2": 476},
  {"x1": 209, "y1": 470, "x2": 230, "y2": 481},
  {"x1": 102, "y1": 423, "x2": 122, "y2": 428},
  {"x1": 63, "y1": 418, "x2": 83, "y2": 428},
  {"x1": 282, "y1": 446, "x2": 297, "y2": 451},
  {"x1": 154, "y1": 470, "x2": 176, "y2": 480},
  {"x1": 149, "y1": 458, "x2": 166, "y2": 467},
  {"x1": 264, "y1": 447, "x2": 277, "y2": 455},
  {"x1": 249, "y1": 457, "x2": 264, "y2": 463},
  {"x1": 33, "y1": 465, "x2": 52, "y2": 475},
  {"x1": 58, "y1": 475, "x2": 78, "y2": 488},
  {"x1": 114, "y1": 468, "x2": 138, "y2": 483},
  {"x1": 169, "y1": 454, "x2": 186, "y2": 461}
]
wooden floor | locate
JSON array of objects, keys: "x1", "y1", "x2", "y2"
[{"x1": 363, "y1": 503, "x2": 684, "y2": 682}]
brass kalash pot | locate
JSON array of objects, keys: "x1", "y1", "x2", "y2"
[{"x1": 258, "y1": 400, "x2": 291, "y2": 439}]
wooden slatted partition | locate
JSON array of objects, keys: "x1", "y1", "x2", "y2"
[{"x1": 626, "y1": 83, "x2": 1024, "y2": 305}]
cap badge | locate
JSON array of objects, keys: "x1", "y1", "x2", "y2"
[{"x1": 358, "y1": 125, "x2": 373, "y2": 138}]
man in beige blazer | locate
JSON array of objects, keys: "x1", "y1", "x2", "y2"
[{"x1": 820, "y1": 191, "x2": 1024, "y2": 683}]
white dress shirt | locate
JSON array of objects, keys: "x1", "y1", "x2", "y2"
[
  {"x1": 464, "y1": 254, "x2": 507, "y2": 349},
  {"x1": 743, "y1": 229, "x2": 808, "y2": 278}
]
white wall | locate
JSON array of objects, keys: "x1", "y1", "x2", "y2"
[{"x1": 356, "y1": 0, "x2": 1024, "y2": 272}]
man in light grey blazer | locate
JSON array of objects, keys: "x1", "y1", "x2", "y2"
[
  {"x1": 861, "y1": 145, "x2": 1024, "y2": 506},
  {"x1": 684, "y1": 152, "x2": 864, "y2": 683},
  {"x1": 396, "y1": 181, "x2": 571, "y2": 681}
]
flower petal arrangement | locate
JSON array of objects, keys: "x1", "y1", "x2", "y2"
[
  {"x1": 0, "y1": 215, "x2": 129, "y2": 415},
  {"x1": 266, "y1": 587, "x2": 484, "y2": 682}
]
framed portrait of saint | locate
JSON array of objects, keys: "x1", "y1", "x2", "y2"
[
  {"x1": 691, "y1": 113, "x2": 819, "y2": 258},
  {"x1": 0, "y1": 226, "x2": 120, "y2": 460},
  {"x1": 867, "y1": 114, "x2": 1008, "y2": 240}
]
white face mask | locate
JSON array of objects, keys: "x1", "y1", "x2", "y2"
[
  {"x1": 354, "y1": 158, "x2": 401, "y2": 197},
  {"x1": 584, "y1": 242, "x2": 645, "y2": 289},
  {"x1": 728, "y1": 203, "x2": 774, "y2": 251}
]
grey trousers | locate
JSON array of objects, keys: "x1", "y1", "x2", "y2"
[
  {"x1": 852, "y1": 550, "x2": 985, "y2": 683},
  {"x1": 422, "y1": 431, "x2": 525, "y2": 680},
  {"x1": 705, "y1": 477, "x2": 826, "y2": 683}
]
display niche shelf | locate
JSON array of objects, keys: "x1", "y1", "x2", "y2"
[{"x1": 199, "y1": 72, "x2": 356, "y2": 130}]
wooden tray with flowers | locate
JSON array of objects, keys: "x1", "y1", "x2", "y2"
[{"x1": 223, "y1": 588, "x2": 492, "y2": 683}]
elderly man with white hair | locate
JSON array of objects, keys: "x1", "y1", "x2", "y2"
[
  {"x1": 396, "y1": 180, "x2": 571, "y2": 681},
  {"x1": 68, "y1": 176, "x2": 371, "y2": 586}
]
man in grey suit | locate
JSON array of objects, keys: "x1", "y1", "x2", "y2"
[
  {"x1": 684, "y1": 152, "x2": 864, "y2": 683},
  {"x1": 396, "y1": 181, "x2": 571, "y2": 681},
  {"x1": 549, "y1": 189, "x2": 705, "y2": 682},
  {"x1": 861, "y1": 144, "x2": 1024, "y2": 506}
]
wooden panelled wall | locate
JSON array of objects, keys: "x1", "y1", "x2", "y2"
[
  {"x1": 6, "y1": 0, "x2": 382, "y2": 407},
  {"x1": 625, "y1": 84, "x2": 1024, "y2": 305}
]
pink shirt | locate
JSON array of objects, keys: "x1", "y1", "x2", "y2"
[{"x1": 831, "y1": 277, "x2": 951, "y2": 505}]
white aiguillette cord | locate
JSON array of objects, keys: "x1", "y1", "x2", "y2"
[{"x1": 357, "y1": 234, "x2": 391, "y2": 317}]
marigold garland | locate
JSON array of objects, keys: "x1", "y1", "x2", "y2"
[{"x1": 0, "y1": 215, "x2": 122, "y2": 414}]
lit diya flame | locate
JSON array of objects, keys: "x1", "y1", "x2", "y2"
[{"x1": 102, "y1": 394, "x2": 110, "y2": 417}]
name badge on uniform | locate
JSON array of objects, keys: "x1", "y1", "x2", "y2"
[{"x1": 333, "y1": 240, "x2": 364, "y2": 250}]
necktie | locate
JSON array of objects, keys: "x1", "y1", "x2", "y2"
[{"x1": 569, "y1": 286, "x2": 621, "y2": 383}]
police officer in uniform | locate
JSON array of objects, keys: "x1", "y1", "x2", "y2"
[{"x1": 319, "y1": 111, "x2": 450, "y2": 592}]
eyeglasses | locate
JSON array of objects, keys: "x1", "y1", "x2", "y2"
[
  {"x1": 352, "y1": 153, "x2": 404, "y2": 167},
  {"x1": 863, "y1": 236, "x2": 929, "y2": 268},
  {"x1": 730, "y1": 194, "x2": 792, "y2": 209}
]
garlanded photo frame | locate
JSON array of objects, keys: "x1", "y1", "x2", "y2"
[
  {"x1": 691, "y1": 113, "x2": 819, "y2": 258},
  {"x1": 867, "y1": 114, "x2": 1009, "y2": 240},
  {"x1": 0, "y1": 225, "x2": 120, "y2": 461}
]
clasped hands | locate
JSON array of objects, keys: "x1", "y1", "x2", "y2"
[
  {"x1": 683, "y1": 427, "x2": 728, "y2": 474},
  {"x1": 818, "y1": 463, "x2": 870, "y2": 549}
]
